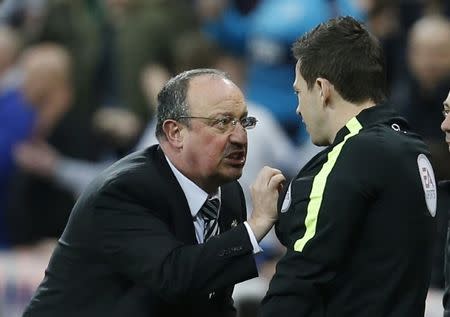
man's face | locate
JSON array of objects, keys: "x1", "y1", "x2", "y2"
[
  {"x1": 409, "y1": 36, "x2": 450, "y2": 88},
  {"x1": 20, "y1": 50, "x2": 72, "y2": 137},
  {"x1": 440, "y1": 90, "x2": 450, "y2": 151},
  {"x1": 293, "y1": 61, "x2": 329, "y2": 146},
  {"x1": 408, "y1": 21, "x2": 450, "y2": 89},
  {"x1": 181, "y1": 76, "x2": 248, "y2": 189}
]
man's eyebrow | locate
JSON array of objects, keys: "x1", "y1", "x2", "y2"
[
  {"x1": 213, "y1": 111, "x2": 248, "y2": 118},
  {"x1": 444, "y1": 101, "x2": 449, "y2": 108}
]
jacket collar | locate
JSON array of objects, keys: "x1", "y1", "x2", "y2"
[
  {"x1": 154, "y1": 146, "x2": 198, "y2": 244},
  {"x1": 332, "y1": 102, "x2": 409, "y2": 145}
]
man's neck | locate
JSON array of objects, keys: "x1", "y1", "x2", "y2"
[
  {"x1": 160, "y1": 143, "x2": 219, "y2": 194},
  {"x1": 329, "y1": 100, "x2": 376, "y2": 144}
]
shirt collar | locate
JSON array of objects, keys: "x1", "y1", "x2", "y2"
[{"x1": 165, "y1": 155, "x2": 221, "y2": 219}]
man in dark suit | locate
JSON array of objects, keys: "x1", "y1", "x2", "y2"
[{"x1": 22, "y1": 69, "x2": 285, "y2": 317}]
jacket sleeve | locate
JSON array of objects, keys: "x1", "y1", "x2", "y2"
[{"x1": 92, "y1": 184, "x2": 257, "y2": 303}]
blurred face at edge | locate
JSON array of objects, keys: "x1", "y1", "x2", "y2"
[{"x1": 440, "y1": 90, "x2": 450, "y2": 151}]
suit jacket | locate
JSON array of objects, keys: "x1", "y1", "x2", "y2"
[{"x1": 23, "y1": 145, "x2": 258, "y2": 317}]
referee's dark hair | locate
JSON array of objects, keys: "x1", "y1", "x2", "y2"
[{"x1": 292, "y1": 16, "x2": 387, "y2": 105}]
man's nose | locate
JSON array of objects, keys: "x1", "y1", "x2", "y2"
[
  {"x1": 441, "y1": 117, "x2": 450, "y2": 132},
  {"x1": 296, "y1": 104, "x2": 302, "y2": 117},
  {"x1": 229, "y1": 123, "x2": 247, "y2": 144}
]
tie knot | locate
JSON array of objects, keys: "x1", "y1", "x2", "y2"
[{"x1": 199, "y1": 198, "x2": 220, "y2": 221}]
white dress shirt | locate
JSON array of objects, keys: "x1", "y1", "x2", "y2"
[{"x1": 165, "y1": 155, "x2": 260, "y2": 252}]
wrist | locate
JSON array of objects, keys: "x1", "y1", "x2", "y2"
[{"x1": 247, "y1": 214, "x2": 276, "y2": 242}]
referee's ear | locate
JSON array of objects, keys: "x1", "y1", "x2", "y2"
[{"x1": 316, "y1": 77, "x2": 332, "y2": 107}]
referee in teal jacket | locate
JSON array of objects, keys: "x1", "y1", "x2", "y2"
[{"x1": 260, "y1": 16, "x2": 436, "y2": 317}]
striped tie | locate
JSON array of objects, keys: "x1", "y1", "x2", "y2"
[{"x1": 199, "y1": 198, "x2": 220, "y2": 242}]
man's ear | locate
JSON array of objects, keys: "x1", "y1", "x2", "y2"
[
  {"x1": 316, "y1": 78, "x2": 333, "y2": 108},
  {"x1": 162, "y1": 119, "x2": 184, "y2": 148}
]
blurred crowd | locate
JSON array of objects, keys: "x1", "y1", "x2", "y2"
[{"x1": 0, "y1": 0, "x2": 449, "y2": 316}]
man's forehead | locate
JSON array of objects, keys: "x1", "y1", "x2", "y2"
[
  {"x1": 293, "y1": 61, "x2": 305, "y2": 85},
  {"x1": 188, "y1": 75, "x2": 231, "y2": 97},
  {"x1": 295, "y1": 60, "x2": 301, "y2": 71},
  {"x1": 190, "y1": 74, "x2": 229, "y2": 87},
  {"x1": 188, "y1": 75, "x2": 243, "y2": 111}
]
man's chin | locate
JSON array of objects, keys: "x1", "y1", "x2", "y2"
[
  {"x1": 220, "y1": 167, "x2": 243, "y2": 183},
  {"x1": 312, "y1": 136, "x2": 330, "y2": 147}
]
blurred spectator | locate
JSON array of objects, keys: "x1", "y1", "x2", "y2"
[
  {"x1": 0, "y1": 44, "x2": 72, "y2": 248},
  {"x1": 408, "y1": 15, "x2": 450, "y2": 97},
  {"x1": 99, "y1": 0, "x2": 196, "y2": 120},
  {"x1": 10, "y1": 59, "x2": 167, "y2": 200},
  {"x1": 20, "y1": 44, "x2": 72, "y2": 137},
  {"x1": 4, "y1": 44, "x2": 76, "y2": 248},
  {"x1": 27, "y1": 0, "x2": 102, "y2": 116},
  {"x1": 364, "y1": 1, "x2": 404, "y2": 90},
  {"x1": 0, "y1": 27, "x2": 27, "y2": 249},
  {"x1": 0, "y1": 26, "x2": 22, "y2": 94},
  {"x1": 365, "y1": 0, "x2": 450, "y2": 91},
  {"x1": 391, "y1": 14, "x2": 450, "y2": 181}
]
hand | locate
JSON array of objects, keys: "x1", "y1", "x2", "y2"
[
  {"x1": 141, "y1": 63, "x2": 170, "y2": 110},
  {"x1": 92, "y1": 107, "x2": 142, "y2": 148},
  {"x1": 13, "y1": 140, "x2": 60, "y2": 178},
  {"x1": 247, "y1": 166, "x2": 285, "y2": 242}
]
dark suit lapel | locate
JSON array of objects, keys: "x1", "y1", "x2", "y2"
[
  {"x1": 150, "y1": 146, "x2": 244, "y2": 242},
  {"x1": 219, "y1": 184, "x2": 242, "y2": 234},
  {"x1": 153, "y1": 146, "x2": 197, "y2": 244}
]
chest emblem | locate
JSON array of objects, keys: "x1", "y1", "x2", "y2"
[{"x1": 417, "y1": 154, "x2": 437, "y2": 217}]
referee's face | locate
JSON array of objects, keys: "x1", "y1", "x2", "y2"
[
  {"x1": 293, "y1": 61, "x2": 329, "y2": 146},
  {"x1": 441, "y1": 90, "x2": 450, "y2": 152}
]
